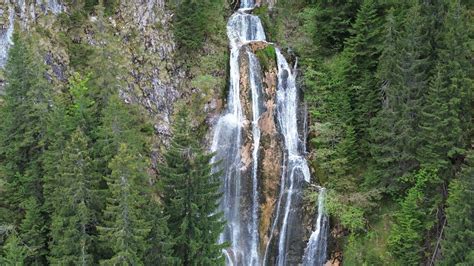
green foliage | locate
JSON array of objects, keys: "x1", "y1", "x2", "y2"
[
  {"x1": 310, "y1": 0, "x2": 361, "y2": 56},
  {"x1": 342, "y1": 0, "x2": 383, "y2": 157},
  {"x1": 0, "y1": 32, "x2": 52, "y2": 263},
  {"x1": 159, "y1": 109, "x2": 226, "y2": 265},
  {"x1": 173, "y1": 0, "x2": 228, "y2": 54},
  {"x1": 343, "y1": 205, "x2": 395, "y2": 265},
  {"x1": 388, "y1": 168, "x2": 439, "y2": 265},
  {"x1": 441, "y1": 152, "x2": 474, "y2": 265},
  {"x1": 19, "y1": 198, "x2": 47, "y2": 265},
  {"x1": 255, "y1": 45, "x2": 276, "y2": 72},
  {"x1": 98, "y1": 144, "x2": 151, "y2": 265},
  {"x1": 48, "y1": 128, "x2": 99, "y2": 265},
  {"x1": 326, "y1": 190, "x2": 365, "y2": 232},
  {"x1": 369, "y1": 2, "x2": 432, "y2": 193},
  {"x1": 1, "y1": 233, "x2": 28, "y2": 265}
]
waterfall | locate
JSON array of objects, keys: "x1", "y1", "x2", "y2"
[
  {"x1": 0, "y1": 5, "x2": 15, "y2": 68},
  {"x1": 303, "y1": 188, "x2": 329, "y2": 266},
  {"x1": 262, "y1": 48, "x2": 312, "y2": 266},
  {"x1": 212, "y1": 1, "x2": 327, "y2": 265},
  {"x1": 211, "y1": 2, "x2": 265, "y2": 265}
]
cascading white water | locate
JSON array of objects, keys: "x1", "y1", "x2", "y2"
[
  {"x1": 214, "y1": 2, "x2": 327, "y2": 265},
  {"x1": 211, "y1": 3, "x2": 265, "y2": 265},
  {"x1": 240, "y1": 0, "x2": 255, "y2": 9},
  {"x1": 0, "y1": 5, "x2": 15, "y2": 68},
  {"x1": 248, "y1": 50, "x2": 263, "y2": 265},
  {"x1": 262, "y1": 48, "x2": 312, "y2": 265},
  {"x1": 303, "y1": 188, "x2": 329, "y2": 266},
  {"x1": 46, "y1": 0, "x2": 64, "y2": 14}
]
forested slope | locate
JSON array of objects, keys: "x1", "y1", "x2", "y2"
[{"x1": 263, "y1": 0, "x2": 473, "y2": 264}]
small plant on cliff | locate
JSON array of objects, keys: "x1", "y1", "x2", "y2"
[{"x1": 256, "y1": 45, "x2": 276, "y2": 72}]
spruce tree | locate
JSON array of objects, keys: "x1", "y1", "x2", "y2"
[
  {"x1": 143, "y1": 202, "x2": 176, "y2": 265},
  {"x1": 0, "y1": 31, "x2": 52, "y2": 220},
  {"x1": 370, "y1": 3, "x2": 432, "y2": 192},
  {"x1": 343, "y1": 0, "x2": 382, "y2": 157},
  {"x1": 388, "y1": 168, "x2": 439, "y2": 264},
  {"x1": 49, "y1": 128, "x2": 99, "y2": 265},
  {"x1": 1, "y1": 233, "x2": 28, "y2": 265},
  {"x1": 159, "y1": 109, "x2": 226, "y2": 264},
  {"x1": 0, "y1": 32, "x2": 52, "y2": 264},
  {"x1": 96, "y1": 95, "x2": 152, "y2": 176},
  {"x1": 98, "y1": 144, "x2": 151, "y2": 265},
  {"x1": 19, "y1": 198, "x2": 47, "y2": 265},
  {"x1": 441, "y1": 151, "x2": 474, "y2": 265}
]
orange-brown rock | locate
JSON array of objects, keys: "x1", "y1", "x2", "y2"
[{"x1": 249, "y1": 41, "x2": 270, "y2": 53}]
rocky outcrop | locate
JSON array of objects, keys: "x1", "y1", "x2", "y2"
[
  {"x1": 236, "y1": 42, "x2": 287, "y2": 257},
  {"x1": 114, "y1": 0, "x2": 183, "y2": 139},
  {"x1": 0, "y1": 0, "x2": 183, "y2": 141}
]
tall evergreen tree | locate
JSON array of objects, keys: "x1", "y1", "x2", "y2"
[
  {"x1": 0, "y1": 32, "x2": 53, "y2": 264},
  {"x1": 369, "y1": 3, "x2": 432, "y2": 193},
  {"x1": 343, "y1": 0, "x2": 382, "y2": 157},
  {"x1": 96, "y1": 95, "x2": 152, "y2": 176},
  {"x1": 48, "y1": 128, "x2": 100, "y2": 265},
  {"x1": 19, "y1": 198, "x2": 47, "y2": 265},
  {"x1": 159, "y1": 110, "x2": 226, "y2": 265},
  {"x1": 98, "y1": 144, "x2": 151, "y2": 265},
  {"x1": 0, "y1": 31, "x2": 52, "y2": 218}
]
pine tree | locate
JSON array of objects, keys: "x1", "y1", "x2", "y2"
[
  {"x1": 418, "y1": 0, "x2": 472, "y2": 173},
  {"x1": 1, "y1": 233, "x2": 28, "y2": 265},
  {"x1": 418, "y1": 70, "x2": 461, "y2": 173},
  {"x1": 143, "y1": 203, "x2": 176, "y2": 265},
  {"x1": 0, "y1": 32, "x2": 53, "y2": 264},
  {"x1": 159, "y1": 109, "x2": 226, "y2": 264},
  {"x1": 43, "y1": 74, "x2": 96, "y2": 223},
  {"x1": 96, "y1": 95, "x2": 152, "y2": 176},
  {"x1": 98, "y1": 144, "x2": 151, "y2": 265},
  {"x1": 441, "y1": 151, "x2": 474, "y2": 265},
  {"x1": 0, "y1": 32, "x2": 52, "y2": 221},
  {"x1": 19, "y1": 198, "x2": 47, "y2": 265},
  {"x1": 48, "y1": 128, "x2": 99, "y2": 265},
  {"x1": 388, "y1": 168, "x2": 440, "y2": 265},
  {"x1": 86, "y1": 3, "x2": 128, "y2": 116},
  {"x1": 369, "y1": 3, "x2": 432, "y2": 193},
  {"x1": 343, "y1": 0, "x2": 382, "y2": 157}
]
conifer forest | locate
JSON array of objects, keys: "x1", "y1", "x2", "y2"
[{"x1": 0, "y1": 0, "x2": 472, "y2": 265}]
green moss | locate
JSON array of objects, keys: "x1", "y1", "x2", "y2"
[{"x1": 255, "y1": 45, "x2": 276, "y2": 72}]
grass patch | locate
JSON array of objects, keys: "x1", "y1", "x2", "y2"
[{"x1": 255, "y1": 45, "x2": 276, "y2": 72}]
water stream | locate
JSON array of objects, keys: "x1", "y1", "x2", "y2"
[
  {"x1": 211, "y1": 4, "x2": 265, "y2": 265},
  {"x1": 303, "y1": 188, "x2": 329, "y2": 266},
  {"x1": 212, "y1": 1, "x2": 327, "y2": 265}
]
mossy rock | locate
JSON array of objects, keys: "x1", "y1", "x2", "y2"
[{"x1": 255, "y1": 45, "x2": 276, "y2": 73}]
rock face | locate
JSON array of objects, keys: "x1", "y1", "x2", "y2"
[
  {"x1": 0, "y1": 0, "x2": 182, "y2": 140},
  {"x1": 234, "y1": 42, "x2": 310, "y2": 264},
  {"x1": 114, "y1": 0, "x2": 183, "y2": 139}
]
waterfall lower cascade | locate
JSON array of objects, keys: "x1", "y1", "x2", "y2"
[
  {"x1": 303, "y1": 188, "x2": 329, "y2": 266},
  {"x1": 211, "y1": 1, "x2": 328, "y2": 265}
]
